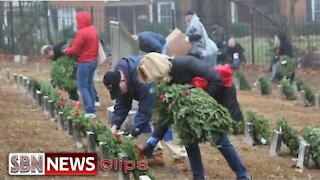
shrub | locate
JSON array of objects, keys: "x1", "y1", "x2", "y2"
[
  {"x1": 276, "y1": 117, "x2": 299, "y2": 156},
  {"x1": 246, "y1": 110, "x2": 270, "y2": 145},
  {"x1": 258, "y1": 75, "x2": 272, "y2": 95},
  {"x1": 280, "y1": 78, "x2": 297, "y2": 100},
  {"x1": 235, "y1": 71, "x2": 251, "y2": 90}
]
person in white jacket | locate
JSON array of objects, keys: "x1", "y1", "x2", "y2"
[{"x1": 185, "y1": 10, "x2": 219, "y2": 67}]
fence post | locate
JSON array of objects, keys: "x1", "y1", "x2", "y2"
[
  {"x1": 250, "y1": 2, "x2": 255, "y2": 64},
  {"x1": 90, "y1": 6, "x2": 94, "y2": 24}
]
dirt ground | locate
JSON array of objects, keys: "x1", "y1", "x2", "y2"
[{"x1": 1, "y1": 55, "x2": 320, "y2": 179}]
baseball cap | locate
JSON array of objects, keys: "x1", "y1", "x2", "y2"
[{"x1": 103, "y1": 70, "x2": 121, "y2": 100}]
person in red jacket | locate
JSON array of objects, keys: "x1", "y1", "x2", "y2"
[{"x1": 64, "y1": 11, "x2": 99, "y2": 118}]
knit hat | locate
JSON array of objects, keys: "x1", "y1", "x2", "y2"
[
  {"x1": 103, "y1": 70, "x2": 121, "y2": 100},
  {"x1": 138, "y1": 52, "x2": 172, "y2": 84},
  {"x1": 185, "y1": 10, "x2": 195, "y2": 16},
  {"x1": 41, "y1": 45, "x2": 53, "y2": 55}
]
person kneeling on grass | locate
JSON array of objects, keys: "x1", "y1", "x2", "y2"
[
  {"x1": 137, "y1": 52, "x2": 251, "y2": 180},
  {"x1": 41, "y1": 43, "x2": 101, "y2": 106}
]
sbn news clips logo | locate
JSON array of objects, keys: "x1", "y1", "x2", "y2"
[{"x1": 8, "y1": 152, "x2": 148, "y2": 175}]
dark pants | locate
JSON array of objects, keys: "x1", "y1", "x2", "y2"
[
  {"x1": 152, "y1": 123, "x2": 248, "y2": 180},
  {"x1": 186, "y1": 135, "x2": 248, "y2": 180}
]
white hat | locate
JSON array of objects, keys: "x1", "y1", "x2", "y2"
[{"x1": 40, "y1": 45, "x2": 53, "y2": 55}]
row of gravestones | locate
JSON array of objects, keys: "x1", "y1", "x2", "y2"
[
  {"x1": 244, "y1": 122, "x2": 311, "y2": 170},
  {"x1": 234, "y1": 76, "x2": 315, "y2": 170},
  {"x1": 1, "y1": 68, "x2": 151, "y2": 180},
  {"x1": 234, "y1": 77, "x2": 320, "y2": 109}
]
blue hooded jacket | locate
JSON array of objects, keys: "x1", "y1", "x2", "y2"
[
  {"x1": 112, "y1": 56, "x2": 155, "y2": 137},
  {"x1": 138, "y1": 31, "x2": 166, "y2": 53}
]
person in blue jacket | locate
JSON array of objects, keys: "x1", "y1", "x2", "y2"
[
  {"x1": 103, "y1": 55, "x2": 187, "y2": 170},
  {"x1": 133, "y1": 31, "x2": 168, "y2": 54}
]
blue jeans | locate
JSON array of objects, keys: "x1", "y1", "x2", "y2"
[
  {"x1": 77, "y1": 61, "x2": 97, "y2": 114},
  {"x1": 186, "y1": 134, "x2": 248, "y2": 180}
]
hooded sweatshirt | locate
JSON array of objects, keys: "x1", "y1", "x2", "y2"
[{"x1": 64, "y1": 11, "x2": 98, "y2": 63}]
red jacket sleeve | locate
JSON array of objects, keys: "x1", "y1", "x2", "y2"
[{"x1": 64, "y1": 31, "x2": 84, "y2": 56}]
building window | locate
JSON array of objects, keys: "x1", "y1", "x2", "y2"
[
  {"x1": 312, "y1": 0, "x2": 320, "y2": 21},
  {"x1": 157, "y1": 2, "x2": 175, "y2": 24}
]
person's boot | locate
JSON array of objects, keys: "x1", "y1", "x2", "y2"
[
  {"x1": 147, "y1": 152, "x2": 165, "y2": 167},
  {"x1": 171, "y1": 158, "x2": 188, "y2": 172}
]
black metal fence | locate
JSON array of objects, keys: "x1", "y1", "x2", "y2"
[{"x1": 1, "y1": 1, "x2": 320, "y2": 67}]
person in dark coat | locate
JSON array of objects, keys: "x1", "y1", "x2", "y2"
[
  {"x1": 226, "y1": 38, "x2": 247, "y2": 70},
  {"x1": 41, "y1": 41, "x2": 100, "y2": 105},
  {"x1": 103, "y1": 56, "x2": 189, "y2": 170},
  {"x1": 133, "y1": 31, "x2": 167, "y2": 54},
  {"x1": 137, "y1": 52, "x2": 250, "y2": 180},
  {"x1": 270, "y1": 32, "x2": 294, "y2": 82}
]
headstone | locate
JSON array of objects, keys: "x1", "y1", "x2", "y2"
[
  {"x1": 32, "y1": 87, "x2": 37, "y2": 104},
  {"x1": 86, "y1": 131, "x2": 96, "y2": 152},
  {"x1": 107, "y1": 106, "x2": 137, "y2": 132},
  {"x1": 98, "y1": 142, "x2": 108, "y2": 161},
  {"x1": 58, "y1": 112, "x2": 64, "y2": 131},
  {"x1": 67, "y1": 117, "x2": 73, "y2": 136},
  {"x1": 27, "y1": 81, "x2": 31, "y2": 99},
  {"x1": 234, "y1": 77, "x2": 240, "y2": 90},
  {"x1": 269, "y1": 130, "x2": 283, "y2": 156},
  {"x1": 315, "y1": 94, "x2": 320, "y2": 110},
  {"x1": 21, "y1": 56, "x2": 28, "y2": 65},
  {"x1": 6, "y1": 68, "x2": 10, "y2": 83},
  {"x1": 256, "y1": 81, "x2": 262, "y2": 95},
  {"x1": 23, "y1": 77, "x2": 28, "y2": 93},
  {"x1": 139, "y1": 175, "x2": 152, "y2": 180},
  {"x1": 300, "y1": 90, "x2": 307, "y2": 107},
  {"x1": 35, "y1": 63, "x2": 41, "y2": 74},
  {"x1": 49, "y1": 100, "x2": 56, "y2": 121},
  {"x1": 14, "y1": 55, "x2": 21, "y2": 63},
  {"x1": 43, "y1": 96, "x2": 49, "y2": 116},
  {"x1": 36, "y1": 90, "x2": 43, "y2": 107},
  {"x1": 296, "y1": 138, "x2": 310, "y2": 169},
  {"x1": 73, "y1": 122, "x2": 83, "y2": 149},
  {"x1": 118, "y1": 152, "x2": 130, "y2": 180},
  {"x1": 244, "y1": 122, "x2": 255, "y2": 146},
  {"x1": 110, "y1": 21, "x2": 139, "y2": 68},
  {"x1": 13, "y1": 74, "x2": 18, "y2": 87},
  {"x1": 277, "y1": 84, "x2": 284, "y2": 99},
  {"x1": 19, "y1": 75, "x2": 23, "y2": 90}
]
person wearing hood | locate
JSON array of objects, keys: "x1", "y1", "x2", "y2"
[
  {"x1": 137, "y1": 52, "x2": 250, "y2": 180},
  {"x1": 184, "y1": 11, "x2": 219, "y2": 67},
  {"x1": 64, "y1": 11, "x2": 99, "y2": 118},
  {"x1": 133, "y1": 31, "x2": 168, "y2": 54},
  {"x1": 41, "y1": 42, "x2": 101, "y2": 106}
]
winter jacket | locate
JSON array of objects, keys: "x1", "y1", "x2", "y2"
[
  {"x1": 53, "y1": 40, "x2": 67, "y2": 61},
  {"x1": 64, "y1": 11, "x2": 98, "y2": 63},
  {"x1": 227, "y1": 43, "x2": 246, "y2": 69},
  {"x1": 152, "y1": 55, "x2": 244, "y2": 139},
  {"x1": 211, "y1": 25, "x2": 226, "y2": 49},
  {"x1": 112, "y1": 56, "x2": 155, "y2": 137},
  {"x1": 186, "y1": 14, "x2": 219, "y2": 59},
  {"x1": 138, "y1": 31, "x2": 166, "y2": 53}
]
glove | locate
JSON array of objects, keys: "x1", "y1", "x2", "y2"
[
  {"x1": 130, "y1": 127, "x2": 140, "y2": 138},
  {"x1": 142, "y1": 143, "x2": 155, "y2": 158}
]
